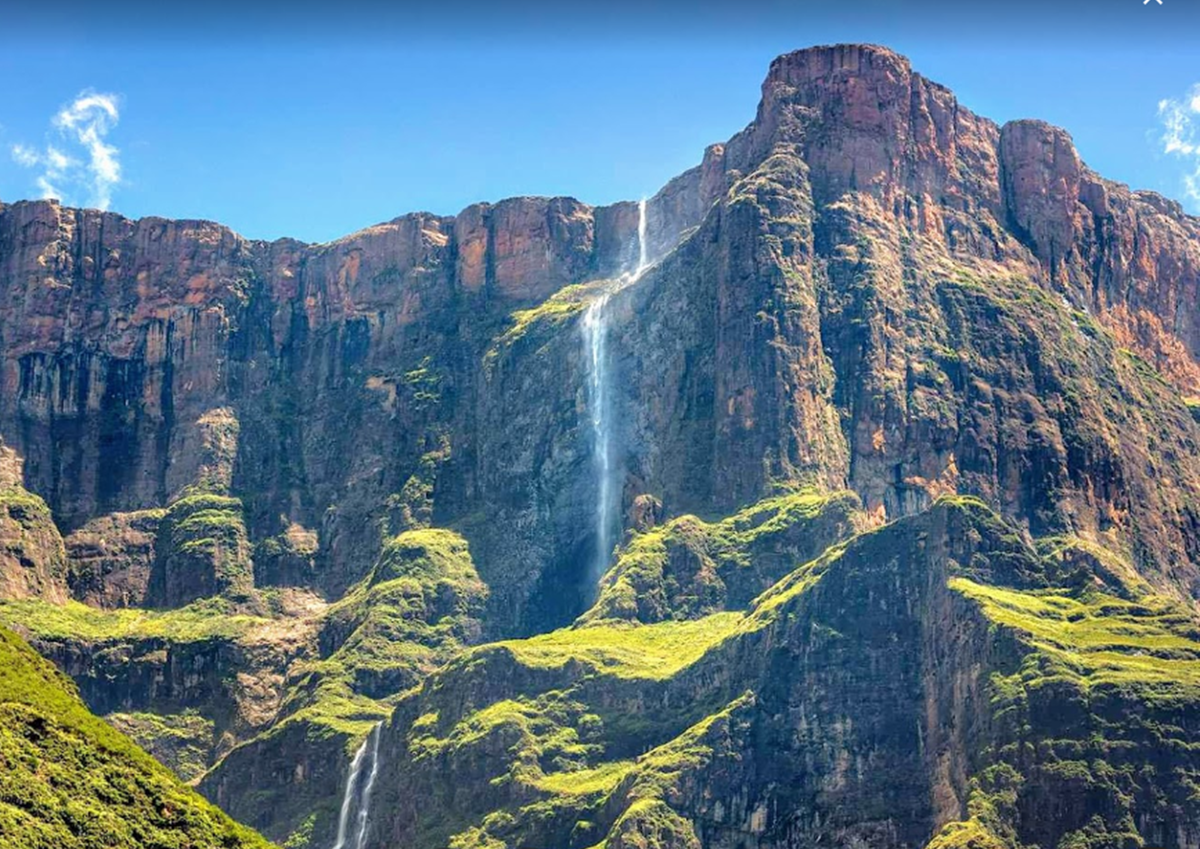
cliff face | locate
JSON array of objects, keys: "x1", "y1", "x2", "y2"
[
  {"x1": 1, "y1": 42, "x2": 1200, "y2": 849},
  {"x1": 0, "y1": 163, "x2": 723, "y2": 627},
  {"x1": 2, "y1": 45, "x2": 1199, "y2": 615},
  {"x1": 366, "y1": 500, "x2": 1200, "y2": 849}
]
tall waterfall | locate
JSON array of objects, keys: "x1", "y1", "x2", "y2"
[
  {"x1": 332, "y1": 723, "x2": 382, "y2": 849},
  {"x1": 582, "y1": 199, "x2": 650, "y2": 584}
]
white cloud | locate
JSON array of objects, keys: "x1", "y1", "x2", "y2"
[
  {"x1": 10, "y1": 91, "x2": 121, "y2": 210},
  {"x1": 11, "y1": 144, "x2": 39, "y2": 168},
  {"x1": 1158, "y1": 85, "x2": 1200, "y2": 206}
]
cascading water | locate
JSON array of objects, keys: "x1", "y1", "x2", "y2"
[
  {"x1": 582, "y1": 199, "x2": 650, "y2": 584},
  {"x1": 332, "y1": 723, "x2": 382, "y2": 849}
]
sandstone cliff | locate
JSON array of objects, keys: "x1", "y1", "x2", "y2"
[{"x1": 1, "y1": 43, "x2": 1199, "y2": 849}]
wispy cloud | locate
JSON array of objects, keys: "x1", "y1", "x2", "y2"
[
  {"x1": 10, "y1": 91, "x2": 121, "y2": 210},
  {"x1": 1158, "y1": 85, "x2": 1200, "y2": 207}
]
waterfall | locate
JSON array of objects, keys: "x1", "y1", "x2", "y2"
[
  {"x1": 636, "y1": 197, "x2": 649, "y2": 277},
  {"x1": 582, "y1": 294, "x2": 614, "y2": 583},
  {"x1": 332, "y1": 723, "x2": 382, "y2": 849},
  {"x1": 582, "y1": 199, "x2": 650, "y2": 584}
]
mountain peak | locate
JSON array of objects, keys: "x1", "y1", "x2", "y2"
[{"x1": 765, "y1": 42, "x2": 912, "y2": 86}]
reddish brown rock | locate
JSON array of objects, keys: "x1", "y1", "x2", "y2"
[
  {"x1": 2, "y1": 42, "x2": 1200, "y2": 621},
  {"x1": 64, "y1": 509, "x2": 162, "y2": 608}
]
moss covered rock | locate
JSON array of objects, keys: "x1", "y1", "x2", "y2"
[
  {"x1": 585, "y1": 489, "x2": 863, "y2": 623},
  {"x1": 151, "y1": 493, "x2": 254, "y2": 607},
  {"x1": 363, "y1": 499, "x2": 1200, "y2": 849},
  {"x1": 0, "y1": 486, "x2": 67, "y2": 604}
]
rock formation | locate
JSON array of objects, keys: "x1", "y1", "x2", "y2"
[{"x1": 0, "y1": 43, "x2": 1198, "y2": 849}]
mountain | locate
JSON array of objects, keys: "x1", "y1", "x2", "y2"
[{"x1": 0, "y1": 42, "x2": 1198, "y2": 849}]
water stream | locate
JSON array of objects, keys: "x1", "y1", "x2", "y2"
[
  {"x1": 332, "y1": 723, "x2": 382, "y2": 849},
  {"x1": 581, "y1": 199, "x2": 651, "y2": 584}
]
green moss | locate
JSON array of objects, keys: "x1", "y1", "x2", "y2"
[
  {"x1": 484, "y1": 282, "x2": 608, "y2": 367},
  {"x1": 448, "y1": 825, "x2": 508, "y2": 849},
  {"x1": 370, "y1": 528, "x2": 480, "y2": 587},
  {"x1": 1036, "y1": 536, "x2": 1147, "y2": 596},
  {"x1": 0, "y1": 487, "x2": 52, "y2": 526},
  {"x1": 586, "y1": 489, "x2": 861, "y2": 623},
  {"x1": 414, "y1": 693, "x2": 600, "y2": 782},
  {"x1": 0, "y1": 624, "x2": 270, "y2": 847},
  {"x1": 402, "y1": 356, "x2": 444, "y2": 405},
  {"x1": 950, "y1": 578, "x2": 1200, "y2": 693},
  {"x1": 489, "y1": 613, "x2": 742, "y2": 681},
  {"x1": 534, "y1": 758, "x2": 634, "y2": 796},
  {"x1": 600, "y1": 798, "x2": 700, "y2": 849},
  {"x1": 281, "y1": 814, "x2": 317, "y2": 849},
  {"x1": 248, "y1": 528, "x2": 488, "y2": 761},
  {"x1": 106, "y1": 710, "x2": 215, "y2": 782},
  {"x1": 158, "y1": 492, "x2": 254, "y2": 601},
  {"x1": 1183, "y1": 395, "x2": 1200, "y2": 424},
  {"x1": 924, "y1": 819, "x2": 1010, "y2": 849},
  {"x1": 386, "y1": 435, "x2": 452, "y2": 535},
  {"x1": 0, "y1": 596, "x2": 271, "y2": 642}
]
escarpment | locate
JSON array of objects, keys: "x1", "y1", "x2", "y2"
[{"x1": 1, "y1": 42, "x2": 1200, "y2": 849}]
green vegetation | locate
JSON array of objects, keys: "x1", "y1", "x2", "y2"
[
  {"x1": 952, "y1": 577, "x2": 1200, "y2": 693},
  {"x1": 107, "y1": 710, "x2": 216, "y2": 782},
  {"x1": 292, "y1": 528, "x2": 487, "y2": 730},
  {"x1": 197, "y1": 526, "x2": 490, "y2": 849},
  {"x1": 0, "y1": 595, "x2": 272, "y2": 642},
  {"x1": 0, "y1": 487, "x2": 53, "y2": 525},
  {"x1": 601, "y1": 799, "x2": 701, "y2": 849},
  {"x1": 534, "y1": 757, "x2": 634, "y2": 796},
  {"x1": 159, "y1": 492, "x2": 254, "y2": 602},
  {"x1": 1035, "y1": 535, "x2": 1148, "y2": 596},
  {"x1": 924, "y1": 819, "x2": 1008, "y2": 849},
  {"x1": 0, "y1": 624, "x2": 270, "y2": 847},
  {"x1": 0, "y1": 482, "x2": 67, "y2": 600},
  {"x1": 490, "y1": 612, "x2": 742, "y2": 681},
  {"x1": 403, "y1": 355, "x2": 444, "y2": 406},
  {"x1": 385, "y1": 435, "x2": 452, "y2": 535},
  {"x1": 586, "y1": 489, "x2": 861, "y2": 623},
  {"x1": 484, "y1": 282, "x2": 607, "y2": 368},
  {"x1": 383, "y1": 497, "x2": 1200, "y2": 849}
]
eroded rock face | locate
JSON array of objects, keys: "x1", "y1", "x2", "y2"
[
  {"x1": 0, "y1": 153, "x2": 727, "y2": 627},
  {"x1": 65, "y1": 509, "x2": 162, "y2": 608},
  {"x1": 364, "y1": 500, "x2": 1200, "y2": 849},
  {"x1": 0, "y1": 442, "x2": 67, "y2": 602},
  {"x1": 3, "y1": 41, "x2": 1200, "y2": 849}
]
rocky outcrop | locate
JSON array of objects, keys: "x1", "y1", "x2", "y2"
[
  {"x1": 0, "y1": 623, "x2": 271, "y2": 846},
  {"x1": 364, "y1": 500, "x2": 1200, "y2": 849},
  {"x1": 197, "y1": 527, "x2": 488, "y2": 844},
  {"x1": 0, "y1": 443, "x2": 67, "y2": 602},
  {"x1": 65, "y1": 508, "x2": 162, "y2": 608}
]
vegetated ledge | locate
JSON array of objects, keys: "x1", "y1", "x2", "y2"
[{"x1": 366, "y1": 496, "x2": 1200, "y2": 849}]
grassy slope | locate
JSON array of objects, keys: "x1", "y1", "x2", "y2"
[{"x1": 0, "y1": 624, "x2": 272, "y2": 848}]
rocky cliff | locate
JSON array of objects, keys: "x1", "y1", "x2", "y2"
[{"x1": 0, "y1": 42, "x2": 1199, "y2": 849}]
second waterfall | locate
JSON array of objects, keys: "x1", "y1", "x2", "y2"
[
  {"x1": 581, "y1": 199, "x2": 650, "y2": 585},
  {"x1": 331, "y1": 723, "x2": 382, "y2": 849}
]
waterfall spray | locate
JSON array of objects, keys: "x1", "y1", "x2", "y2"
[
  {"x1": 332, "y1": 723, "x2": 382, "y2": 849},
  {"x1": 636, "y1": 197, "x2": 649, "y2": 276},
  {"x1": 582, "y1": 199, "x2": 650, "y2": 584}
]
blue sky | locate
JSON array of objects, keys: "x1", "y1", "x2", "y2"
[{"x1": 1, "y1": 1, "x2": 1198, "y2": 243}]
